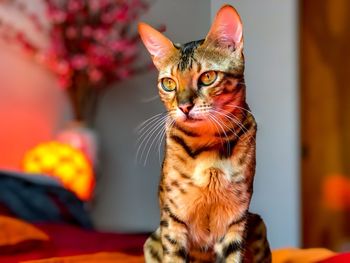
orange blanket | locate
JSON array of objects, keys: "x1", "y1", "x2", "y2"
[
  {"x1": 23, "y1": 248, "x2": 335, "y2": 263},
  {"x1": 272, "y1": 248, "x2": 335, "y2": 263}
]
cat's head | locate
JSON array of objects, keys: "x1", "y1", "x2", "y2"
[{"x1": 138, "y1": 5, "x2": 246, "y2": 131}]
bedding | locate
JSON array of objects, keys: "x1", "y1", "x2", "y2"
[
  {"x1": 1, "y1": 171, "x2": 347, "y2": 263},
  {"x1": 320, "y1": 253, "x2": 350, "y2": 263},
  {"x1": 22, "y1": 252, "x2": 144, "y2": 263},
  {"x1": 0, "y1": 170, "x2": 147, "y2": 262},
  {"x1": 0, "y1": 216, "x2": 49, "y2": 254},
  {"x1": 0, "y1": 222, "x2": 147, "y2": 263},
  {"x1": 272, "y1": 248, "x2": 335, "y2": 263},
  {"x1": 4, "y1": 247, "x2": 347, "y2": 263},
  {"x1": 0, "y1": 170, "x2": 92, "y2": 228}
]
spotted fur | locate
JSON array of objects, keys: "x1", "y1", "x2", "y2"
[{"x1": 139, "y1": 5, "x2": 271, "y2": 263}]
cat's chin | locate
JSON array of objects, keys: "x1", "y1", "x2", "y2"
[
  {"x1": 177, "y1": 115, "x2": 204, "y2": 124},
  {"x1": 177, "y1": 117, "x2": 208, "y2": 129},
  {"x1": 184, "y1": 116, "x2": 203, "y2": 122}
]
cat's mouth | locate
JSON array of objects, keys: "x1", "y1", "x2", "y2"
[
  {"x1": 182, "y1": 116, "x2": 204, "y2": 123},
  {"x1": 174, "y1": 110, "x2": 206, "y2": 124}
]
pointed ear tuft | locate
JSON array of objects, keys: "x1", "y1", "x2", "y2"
[
  {"x1": 138, "y1": 22, "x2": 175, "y2": 69},
  {"x1": 206, "y1": 5, "x2": 243, "y2": 50}
]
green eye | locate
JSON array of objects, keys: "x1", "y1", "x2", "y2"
[
  {"x1": 161, "y1": 78, "x2": 176, "y2": 92},
  {"x1": 199, "y1": 71, "x2": 217, "y2": 86}
]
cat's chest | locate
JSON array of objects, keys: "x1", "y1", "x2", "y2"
[
  {"x1": 164, "y1": 154, "x2": 248, "y2": 246},
  {"x1": 191, "y1": 155, "x2": 235, "y2": 186},
  {"x1": 164, "y1": 152, "x2": 244, "y2": 196}
]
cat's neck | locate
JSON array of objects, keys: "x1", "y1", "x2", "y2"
[{"x1": 166, "y1": 111, "x2": 251, "y2": 151}]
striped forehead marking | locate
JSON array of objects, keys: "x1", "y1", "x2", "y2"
[{"x1": 176, "y1": 39, "x2": 204, "y2": 71}]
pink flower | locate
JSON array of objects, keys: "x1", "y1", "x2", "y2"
[
  {"x1": 58, "y1": 76, "x2": 71, "y2": 89},
  {"x1": 115, "y1": 7, "x2": 129, "y2": 22},
  {"x1": 66, "y1": 26, "x2": 78, "y2": 39},
  {"x1": 71, "y1": 55, "x2": 88, "y2": 70},
  {"x1": 93, "y1": 29, "x2": 108, "y2": 42},
  {"x1": 67, "y1": 0, "x2": 83, "y2": 12},
  {"x1": 98, "y1": 0, "x2": 112, "y2": 9},
  {"x1": 56, "y1": 61, "x2": 70, "y2": 75},
  {"x1": 109, "y1": 40, "x2": 130, "y2": 52},
  {"x1": 101, "y1": 12, "x2": 114, "y2": 24},
  {"x1": 82, "y1": 26, "x2": 93, "y2": 37},
  {"x1": 4, "y1": 0, "x2": 150, "y2": 91},
  {"x1": 48, "y1": 10, "x2": 67, "y2": 23},
  {"x1": 89, "y1": 69, "x2": 103, "y2": 83}
]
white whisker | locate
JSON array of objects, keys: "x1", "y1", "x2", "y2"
[
  {"x1": 136, "y1": 114, "x2": 169, "y2": 165},
  {"x1": 139, "y1": 119, "x2": 167, "y2": 165},
  {"x1": 158, "y1": 118, "x2": 175, "y2": 161},
  {"x1": 226, "y1": 104, "x2": 255, "y2": 117},
  {"x1": 207, "y1": 114, "x2": 224, "y2": 148},
  {"x1": 136, "y1": 112, "x2": 166, "y2": 133},
  {"x1": 144, "y1": 116, "x2": 170, "y2": 166},
  {"x1": 213, "y1": 109, "x2": 249, "y2": 135},
  {"x1": 211, "y1": 109, "x2": 255, "y2": 146},
  {"x1": 137, "y1": 114, "x2": 169, "y2": 143},
  {"x1": 140, "y1": 94, "x2": 159, "y2": 103},
  {"x1": 209, "y1": 113, "x2": 231, "y2": 156},
  {"x1": 210, "y1": 110, "x2": 239, "y2": 137}
]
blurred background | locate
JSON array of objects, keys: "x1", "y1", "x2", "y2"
[{"x1": 0, "y1": 0, "x2": 348, "y2": 256}]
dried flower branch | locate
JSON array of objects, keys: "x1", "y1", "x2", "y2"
[{"x1": 0, "y1": 0, "x2": 154, "y2": 120}]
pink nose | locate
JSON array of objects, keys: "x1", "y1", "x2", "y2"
[{"x1": 178, "y1": 103, "x2": 194, "y2": 115}]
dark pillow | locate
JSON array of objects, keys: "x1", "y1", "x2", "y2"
[{"x1": 0, "y1": 171, "x2": 92, "y2": 229}]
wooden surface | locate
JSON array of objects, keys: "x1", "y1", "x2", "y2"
[{"x1": 300, "y1": 0, "x2": 350, "y2": 249}]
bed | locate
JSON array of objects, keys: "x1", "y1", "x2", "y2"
[
  {"x1": 1, "y1": 170, "x2": 349, "y2": 263},
  {"x1": 0, "y1": 170, "x2": 147, "y2": 262},
  {"x1": 0, "y1": 220, "x2": 147, "y2": 262}
]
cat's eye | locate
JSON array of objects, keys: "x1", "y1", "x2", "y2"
[
  {"x1": 199, "y1": 71, "x2": 218, "y2": 86},
  {"x1": 161, "y1": 78, "x2": 177, "y2": 92}
]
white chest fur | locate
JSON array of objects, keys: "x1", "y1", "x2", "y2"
[{"x1": 191, "y1": 153, "x2": 235, "y2": 187}]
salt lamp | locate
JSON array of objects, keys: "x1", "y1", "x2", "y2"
[{"x1": 22, "y1": 141, "x2": 95, "y2": 201}]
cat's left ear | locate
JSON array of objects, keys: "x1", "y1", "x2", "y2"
[
  {"x1": 205, "y1": 5, "x2": 243, "y2": 51},
  {"x1": 138, "y1": 22, "x2": 176, "y2": 69}
]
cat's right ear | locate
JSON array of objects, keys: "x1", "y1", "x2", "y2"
[
  {"x1": 205, "y1": 5, "x2": 243, "y2": 51},
  {"x1": 138, "y1": 22, "x2": 175, "y2": 69}
]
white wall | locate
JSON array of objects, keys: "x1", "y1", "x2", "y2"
[{"x1": 211, "y1": 0, "x2": 300, "y2": 248}]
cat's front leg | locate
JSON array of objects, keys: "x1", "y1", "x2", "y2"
[
  {"x1": 214, "y1": 216, "x2": 247, "y2": 263},
  {"x1": 144, "y1": 227, "x2": 163, "y2": 262},
  {"x1": 161, "y1": 207, "x2": 189, "y2": 263}
]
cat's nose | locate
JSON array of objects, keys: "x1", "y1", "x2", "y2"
[{"x1": 178, "y1": 103, "x2": 194, "y2": 115}]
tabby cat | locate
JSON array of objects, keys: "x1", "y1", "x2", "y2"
[{"x1": 138, "y1": 5, "x2": 271, "y2": 263}]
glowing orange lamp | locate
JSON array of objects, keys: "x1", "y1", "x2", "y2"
[
  {"x1": 322, "y1": 174, "x2": 350, "y2": 211},
  {"x1": 22, "y1": 141, "x2": 95, "y2": 201}
]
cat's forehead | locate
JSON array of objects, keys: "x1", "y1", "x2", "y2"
[
  {"x1": 159, "y1": 39, "x2": 205, "y2": 77},
  {"x1": 175, "y1": 39, "x2": 204, "y2": 71},
  {"x1": 159, "y1": 39, "x2": 244, "y2": 77}
]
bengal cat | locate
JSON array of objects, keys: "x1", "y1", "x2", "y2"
[{"x1": 138, "y1": 5, "x2": 271, "y2": 263}]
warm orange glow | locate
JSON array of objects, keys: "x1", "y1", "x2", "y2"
[
  {"x1": 22, "y1": 141, "x2": 95, "y2": 201},
  {"x1": 322, "y1": 174, "x2": 350, "y2": 211}
]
